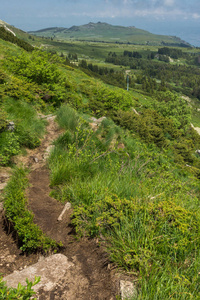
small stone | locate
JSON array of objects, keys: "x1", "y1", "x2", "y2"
[
  {"x1": 33, "y1": 157, "x2": 39, "y2": 163},
  {"x1": 43, "y1": 145, "x2": 55, "y2": 160},
  {"x1": 7, "y1": 122, "x2": 15, "y2": 132},
  {"x1": 46, "y1": 115, "x2": 56, "y2": 121},
  {"x1": 90, "y1": 117, "x2": 98, "y2": 122},
  {"x1": 57, "y1": 202, "x2": 71, "y2": 221},
  {"x1": 96, "y1": 116, "x2": 106, "y2": 124},
  {"x1": 120, "y1": 280, "x2": 137, "y2": 300},
  {"x1": 195, "y1": 150, "x2": 200, "y2": 155},
  {"x1": 89, "y1": 123, "x2": 98, "y2": 131}
]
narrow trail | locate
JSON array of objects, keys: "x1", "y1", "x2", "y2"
[{"x1": 0, "y1": 115, "x2": 120, "y2": 299}]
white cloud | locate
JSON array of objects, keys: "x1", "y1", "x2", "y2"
[
  {"x1": 36, "y1": 0, "x2": 200, "y2": 23},
  {"x1": 164, "y1": 0, "x2": 174, "y2": 6},
  {"x1": 192, "y1": 13, "x2": 200, "y2": 19}
]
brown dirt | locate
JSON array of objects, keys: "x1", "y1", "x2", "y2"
[{"x1": 0, "y1": 115, "x2": 120, "y2": 299}]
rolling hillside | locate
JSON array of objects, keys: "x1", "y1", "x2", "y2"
[
  {"x1": 29, "y1": 21, "x2": 190, "y2": 46},
  {"x1": 1, "y1": 21, "x2": 200, "y2": 299}
]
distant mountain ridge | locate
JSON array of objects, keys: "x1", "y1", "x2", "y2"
[{"x1": 29, "y1": 21, "x2": 191, "y2": 47}]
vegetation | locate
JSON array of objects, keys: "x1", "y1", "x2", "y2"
[
  {"x1": 0, "y1": 276, "x2": 40, "y2": 300},
  {"x1": 1, "y1": 25, "x2": 200, "y2": 299},
  {"x1": 3, "y1": 167, "x2": 59, "y2": 252},
  {"x1": 0, "y1": 26, "x2": 34, "y2": 52},
  {"x1": 49, "y1": 105, "x2": 200, "y2": 298},
  {"x1": 0, "y1": 99, "x2": 45, "y2": 165},
  {"x1": 29, "y1": 22, "x2": 190, "y2": 46}
]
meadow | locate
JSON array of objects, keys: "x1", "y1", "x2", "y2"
[{"x1": 0, "y1": 30, "x2": 200, "y2": 298}]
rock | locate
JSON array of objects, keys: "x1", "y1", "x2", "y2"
[
  {"x1": 33, "y1": 157, "x2": 39, "y2": 163},
  {"x1": 90, "y1": 116, "x2": 106, "y2": 124},
  {"x1": 195, "y1": 150, "x2": 200, "y2": 155},
  {"x1": 89, "y1": 122, "x2": 98, "y2": 131},
  {"x1": 120, "y1": 280, "x2": 137, "y2": 300},
  {"x1": 96, "y1": 116, "x2": 106, "y2": 124},
  {"x1": 90, "y1": 117, "x2": 98, "y2": 122},
  {"x1": 38, "y1": 114, "x2": 55, "y2": 120},
  {"x1": 46, "y1": 115, "x2": 56, "y2": 121},
  {"x1": 3, "y1": 254, "x2": 74, "y2": 292},
  {"x1": 131, "y1": 108, "x2": 139, "y2": 115},
  {"x1": 57, "y1": 202, "x2": 72, "y2": 221},
  {"x1": 89, "y1": 116, "x2": 106, "y2": 131},
  {"x1": 7, "y1": 122, "x2": 15, "y2": 132},
  {"x1": 43, "y1": 145, "x2": 55, "y2": 160}
]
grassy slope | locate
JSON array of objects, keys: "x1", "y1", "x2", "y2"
[
  {"x1": 29, "y1": 22, "x2": 189, "y2": 46},
  {"x1": 1, "y1": 35, "x2": 200, "y2": 299}
]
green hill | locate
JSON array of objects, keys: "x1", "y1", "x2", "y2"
[
  {"x1": 1, "y1": 23, "x2": 200, "y2": 299},
  {"x1": 29, "y1": 21, "x2": 190, "y2": 46}
]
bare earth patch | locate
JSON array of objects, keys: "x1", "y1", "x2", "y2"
[{"x1": 0, "y1": 115, "x2": 121, "y2": 299}]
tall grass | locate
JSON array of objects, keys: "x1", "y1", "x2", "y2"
[
  {"x1": 3, "y1": 98, "x2": 45, "y2": 147},
  {"x1": 56, "y1": 104, "x2": 79, "y2": 131},
  {"x1": 48, "y1": 105, "x2": 200, "y2": 299}
]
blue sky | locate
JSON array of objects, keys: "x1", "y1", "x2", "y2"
[{"x1": 1, "y1": 0, "x2": 200, "y2": 46}]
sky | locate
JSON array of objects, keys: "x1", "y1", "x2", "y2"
[{"x1": 1, "y1": 0, "x2": 200, "y2": 46}]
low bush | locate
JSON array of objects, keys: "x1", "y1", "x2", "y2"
[
  {"x1": 0, "y1": 276, "x2": 40, "y2": 300},
  {"x1": 0, "y1": 109, "x2": 8, "y2": 132},
  {"x1": 0, "y1": 132, "x2": 20, "y2": 165}
]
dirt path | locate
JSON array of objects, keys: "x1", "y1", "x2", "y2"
[{"x1": 0, "y1": 115, "x2": 119, "y2": 299}]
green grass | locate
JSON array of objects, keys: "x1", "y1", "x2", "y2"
[
  {"x1": 3, "y1": 167, "x2": 60, "y2": 253},
  {"x1": 0, "y1": 99, "x2": 46, "y2": 166},
  {"x1": 0, "y1": 276, "x2": 40, "y2": 300},
  {"x1": 1, "y1": 32, "x2": 200, "y2": 298},
  {"x1": 29, "y1": 22, "x2": 190, "y2": 47},
  {"x1": 48, "y1": 105, "x2": 200, "y2": 298}
]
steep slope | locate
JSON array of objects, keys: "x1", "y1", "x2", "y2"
[{"x1": 1, "y1": 31, "x2": 200, "y2": 299}]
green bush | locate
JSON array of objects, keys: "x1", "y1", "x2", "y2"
[
  {"x1": 0, "y1": 276, "x2": 40, "y2": 300},
  {"x1": 8, "y1": 51, "x2": 61, "y2": 85},
  {"x1": 0, "y1": 132, "x2": 20, "y2": 165},
  {"x1": 0, "y1": 26, "x2": 34, "y2": 52},
  {"x1": 3, "y1": 99, "x2": 45, "y2": 149},
  {"x1": 0, "y1": 109, "x2": 8, "y2": 132}
]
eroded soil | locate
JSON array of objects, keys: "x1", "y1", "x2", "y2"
[{"x1": 0, "y1": 115, "x2": 120, "y2": 299}]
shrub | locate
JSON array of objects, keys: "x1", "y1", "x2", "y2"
[
  {"x1": 0, "y1": 109, "x2": 8, "y2": 132},
  {"x1": 0, "y1": 276, "x2": 40, "y2": 300},
  {"x1": 0, "y1": 132, "x2": 20, "y2": 165},
  {"x1": 3, "y1": 99, "x2": 45, "y2": 149}
]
